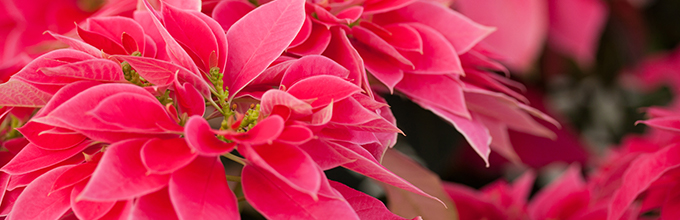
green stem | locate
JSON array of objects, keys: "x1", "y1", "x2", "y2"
[{"x1": 223, "y1": 152, "x2": 246, "y2": 166}]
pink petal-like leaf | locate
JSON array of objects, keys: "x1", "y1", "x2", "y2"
[
  {"x1": 51, "y1": 162, "x2": 97, "y2": 193},
  {"x1": 17, "y1": 121, "x2": 86, "y2": 150},
  {"x1": 169, "y1": 156, "x2": 239, "y2": 220},
  {"x1": 142, "y1": 0, "x2": 201, "y2": 74},
  {"x1": 8, "y1": 166, "x2": 74, "y2": 220},
  {"x1": 396, "y1": 74, "x2": 469, "y2": 119},
  {"x1": 242, "y1": 165, "x2": 359, "y2": 219},
  {"x1": 80, "y1": 139, "x2": 170, "y2": 201},
  {"x1": 71, "y1": 181, "x2": 117, "y2": 220},
  {"x1": 260, "y1": 89, "x2": 313, "y2": 117},
  {"x1": 211, "y1": 0, "x2": 255, "y2": 32},
  {"x1": 225, "y1": 0, "x2": 306, "y2": 99},
  {"x1": 382, "y1": 149, "x2": 455, "y2": 219},
  {"x1": 88, "y1": 93, "x2": 183, "y2": 133},
  {"x1": 288, "y1": 21, "x2": 332, "y2": 56},
  {"x1": 39, "y1": 59, "x2": 126, "y2": 82},
  {"x1": 374, "y1": 1, "x2": 494, "y2": 55},
  {"x1": 162, "y1": 3, "x2": 218, "y2": 71},
  {"x1": 0, "y1": 79, "x2": 52, "y2": 107},
  {"x1": 400, "y1": 23, "x2": 463, "y2": 74},
  {"x1": 608, "y1": 144, "x2": 680, "y2": 220},
  {"x1": 286, "y1": 75, "x2": 362, "y2": 108},
  {"x1": 280, "y1": 55, "x2": 349, "y2": 89},
  {"x1": 184, "y1": 116, "x2": 236, "y2": 156},
  {"x1": 239, "y1": 141, "x2": 321, "y2": 198},
  {"x1": 114, "y1": 55, "x2": 212, "y2": 97},
  {"x1": 330, "y1": 180, "x2": 411, "y2": 220},
  {"x1": 141, "y1": 138, "x2": 197, "y2": 175},
  {"x1": 1, "y1": 141, "x2": 91, "y2": 175},
  {"x1": 330, "y1": 141, "x2": 443, "y2": 205},
  {"x1": 130, "y1": 187, "x2": 180, "y2": 220}
]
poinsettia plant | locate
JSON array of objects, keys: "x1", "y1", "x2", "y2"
[{"x1": 3, "y1": 0, "x2": 680, "y2": 219}]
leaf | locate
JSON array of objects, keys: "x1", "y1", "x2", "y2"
[
  {"x1": 169, "y1": 156, "x2": 239, "y2": 220},
  {"x1": 330, "y1": 180, "x2": 412, "y2": 220},
  {"x1": 238, "y1": 141, "x2": 321, "y2": 198},
  {"x1": 395, "y1": 74, "x2": 469, "y2": 119},
  {"x1": 142, "y1": 0, "x2": 201, "y2": 74},
  {"x1": 88, "y1": 93, "x2": 183, "y2": 133},
  {"x1": 608, "y1": 144, "x2": 680, "y2": 220},
  {"x1": 280, "y1": 55, "x2": 350, "y2": 89},
  {"x1": 225, "y1": 0, "x2": 306, "y2": 99},
  {"x1": 382, "y1": 149, "x2": 457, "y2": 220},
  {"x1": 39, "y1": 59, "x2": 126, "y2": 82},
  {"x1": 114, "y1": 55, "x2": 212, "y2": 97},
  {"x1": 0, "y1": 79, "x2": 53, "y2": 107},
  {"x1": 17, "y1": 121, "x2": 86, "y2": 150},
  {"x1": 71, "y1": 181, "x2": 117, "y2": 220},
  {"x1": 286, "y1": 75, "x2": 362, "y2": 108},
  {"x1": 7, "y1": 165, "x2": 74, "y2": 220},
  {"x1": 79, "y1": 139, "x2": 170, "y2": 201},
  {"x1": 141, "y1": 138, "x2": 197, "y2": 175},
  {"x1": 330, "y1": 141, "x2": 444, "y2": 205},
  {"x1": 1, "y1": 141, "x2": 91, "y2": 175},
  {"x1": 130, "y1": 187, "x2": 180, "y2": 220},
  {"x1": 242, "y1": 165, "x2": 359, "y2": 219},
  {"x1": 373, "y1": 1, "x2": 494, "y2": 55},
  {"x1": 184, "y1": 116, "x2": 236, "y2": 156}
]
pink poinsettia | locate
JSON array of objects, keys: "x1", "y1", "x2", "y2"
[
  {"x1": 454, "y1": 0, "x2": 608, "y2": 71},
  {"x1": 212, "y1": 0, "x2": 559, "y2": 166},
  {"x1": 0, "y1": 0, "x2": 438, "y2": 218}
]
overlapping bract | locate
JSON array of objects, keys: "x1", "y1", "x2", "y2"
[{"x1": 0, "y1": 0, "x2": 566, "y2": 219}]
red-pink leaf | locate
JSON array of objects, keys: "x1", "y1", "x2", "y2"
[
  {"x1": 400, "y1": 23, "x2": 463, "y2": 74},
  {"x1": 211, "y1": 0, "x2": 255, "y2": 31},
  {"x1": 352, "y1": 25, "x2": 414, "y2": 68},
  {"x1": 354, "y1": 44, "x2": 404, "y2": 93},
  {"x1": 1, "y1": 141, "x2": 91, "y2": 175},
  {"x1": 162, "y1": 3, "x2": 219, "y2": 71},
  {"x1": 331, "y1": 180, "x2": 411, "y2": 220},
  {"x1": 7, "y1": 165, "x2": 73, "y2": 220},
  {"x1": 288, "y1": 21, "x2": 332, "y2": 56},
  {"x1": 363, "y1": 0, "x2": 417, "y2": 15},
  {"x1": 396, "y1": 74, "x2": 469, "y2": 119},
  {"x1": 227, "y1": 115, "x2": 285, "y2": 145},
  {"x1": 608, "y1": 144, "x2": 680, "y2": 220},
  {"x1": 0, "y1": 79, "x2": 52, "y2": 107},
  {"x1": 260, "y1": 89, "x2": 313, "y2": 117},
  {"x1": 373, "y1": 1, "x2": 494, "y2": 54},
  {"x1": 225, "y1": 0, "x2": 306, "y2": 99},
  {"x1": 114, "y1": 55, "x2": 212, "y2": 97},
  {"x1": 184, "y1": 116, "x2": 236, "y2": 156},
  {"x1": 331, "y1": 141, "x2": 443, "y2": 205},
  {"x1": 280, "y1": 55, "x2": 350, "y2": 89},
  {"x1": 17, "y1": 121, "x2": 86, "y2": 150},
  {"x1": 169, "y1": 156, "x2": 239, "y2": 220},
  {"x1": 98, "y1": 201, "x2": 133, "y2": 220},
  {"x1": 39, "y1": 59, "x2": 126, "y2": 82},
  {"x1": 239, "y1": 141, "x2": 321, "y2": 198},
  {"x1": 46, "y1": 31, "x2": 103, "y2": 58},
  {"x1": 286, "y1": 75, "x2": 362, "y2": 108},
  {"x1": 174, "y1": 82, "x2": 206, "y2": 117},
  {"x1": 277, "y1": 125, "x2": 313, "y2": 145},
  {"x1": 88, "y1": 93, "x2": 183, "y2": 133},
  {"x1": 80, "y1": 139, "x2": 170, "y2": 201},
  {"x1": 71, "y1": 181, "x2": 117, "y2": 220},
  {"x1": 51, "y1": 162, "x2": 97, "y2": 193},
  {"x1": 141, "y1": 138, "x2": 197, "y2": 175},
  {"x1": 382, "y1": 149, "x2": 455, "y2": 219},
  {"x1": 323, "y1": 27, "x2": 369, "y2": 93},
  {"x1": 242, "y1": 165, "x2": 359, "y2": 219},
  {"x1": 379, "y1": 23, "x2": 423, "y2": 53},
  {"x1": 130, "y1": 187, "x2": 180, "y2": 220},
  {"x1": 142, "y1": 0, "x2": 201, "y2": 74},
  {"x1": 77, "y1": 25, "x2": 127, "y2": 55}
]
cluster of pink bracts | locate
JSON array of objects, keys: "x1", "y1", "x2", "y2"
[{"x1": 0, "y1": 0, "x2": 672, "y2": 219}]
